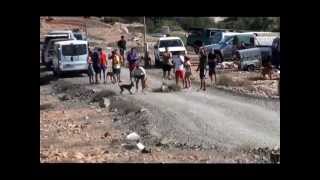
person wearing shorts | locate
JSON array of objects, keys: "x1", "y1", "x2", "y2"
[
  {"x1": 127, "y1": 47, "x2": 139, "y2": 81},
  {"x1": 111, "y1": 49, "x2": 122, "y2": 83},
  {"x1": 117, "y1": 36, "x2": 126, "y2": 61},
  {"x1": 92, "y1": 48, "x2": 101, "y2": 84},
  {"x1": 208, "y1": 49, "x2": 217, "y2": 86},
  {"x1": 99, "y1": 48, "x2": 108, "y2": 83},
  {"x1": 132, "y1": 63, "x2": 147, "y2": 93},
  {"x1": 196, "y1": 48, "x2": 208, "y2": 91},
  {"x1": 162, "y1": 47, "x2": 173, "y2": 80},
  {"x1": 184, "y1": 55, "x2": 192, "y2": 89},
  {"x1": 173, "y1": 53, "x2": 185, "y2": 88}
]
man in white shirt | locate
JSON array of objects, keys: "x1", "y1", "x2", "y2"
[{"x1": 172, "y1": 53, "x2": 185, "y2": 88}]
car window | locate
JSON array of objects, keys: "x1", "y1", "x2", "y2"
[
  {"x1": 62, "y1": 44, "x2": 87, "y2": 56},
  {"x1": 159, "y1": 40, "x2": 183, "y2": 48}
]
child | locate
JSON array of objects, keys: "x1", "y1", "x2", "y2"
[
  {"x1": 184, "y1": 55, "x2": 192, "y2": 89},
  {"x1": 172, "y1": 52, "x2": 185, "y2": 88}
]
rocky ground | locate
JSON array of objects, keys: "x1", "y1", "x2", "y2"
[{"x1": 40, "y1": 66, "x2": 280, "y2": 163}]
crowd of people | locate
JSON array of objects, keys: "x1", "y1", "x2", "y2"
[
  {"x1": 87, "y1": 36, "x2": 220, "y2": 93},
  {"x1": 87, "y1": 36, "x2": 147, "y2": 93}
]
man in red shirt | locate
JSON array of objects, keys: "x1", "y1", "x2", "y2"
[{"x1": 99, "y1": 48, "x2": 108, "y2": 84}]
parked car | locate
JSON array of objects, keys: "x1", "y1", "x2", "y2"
[
  {"x1": 205, "y1": 33, "x2": 279, "y2": 63},
  {"x1": 43, "y1": 38, "x2": 70, "y2": 68},
  {"x1": 52, "y1": 40, "x2": 88, "y2": 76},
  {"x1": 205, "y1": 33, "x2": 255, "y2": 61},
  {"x1": 186, "y1": 28, "x2": 230, "y2": 54},
  {"x1": 154, "y1": 37, "x2": 187, "y2": 67},
  {"x1": 235, "y1": 48, "x2": 262, "y2": 71},
  {"x1": 41, "y1": 34, "x2": 72, "y2": 64},
  {"x1": 186, "y1": 28, "x2": 227, "y2": 46}
]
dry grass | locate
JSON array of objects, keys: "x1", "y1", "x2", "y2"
[{"x1": 217, "y1": 75, "x2": 251, "y2": 87}]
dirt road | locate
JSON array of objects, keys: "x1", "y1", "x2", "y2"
[{"x1": 52, "y1": 67, "x2": 280, "y2": 152}]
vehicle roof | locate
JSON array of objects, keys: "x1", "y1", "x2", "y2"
[
  {"x1": 159, "y1": 37, "x2": 182, "y2": 41},
  {"x1": 49, "y1": 30, "x2": 73, "y2": 34},
  {"x1": 224, "y1": 32, "x2": 256, "y2": 36},
  {"x1": 45, "y1": 34, "x2": 69, "y2": 38},
  {"x1": 55, "y1": 40, "x2": 88, "y2": 46},
  {"x1": 189, "y1": 27, "x2": 227, "y2": 31}
]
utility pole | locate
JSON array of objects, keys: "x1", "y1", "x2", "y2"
[
  {"x1": 143, "y1": 16, "x2": 150, "y2": 68},
  {"x1": 143, "y1": 16, "x2": 146, "y2": 49}
]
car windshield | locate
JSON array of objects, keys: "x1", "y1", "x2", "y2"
[
  {"x1": 219, "y1": 36, "x2": 233, "y2": 44},
  {"x1": 62, "y1": 44, "x2": 87, "y2": 56},
  {"x1": 211, "y1": 32, "x2": 223, "y2": 44},
  {"x1": 159, "y1": 40, "x2": 183, "y2": 48}
]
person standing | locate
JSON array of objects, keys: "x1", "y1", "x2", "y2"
[
  {"x1": 99, "y1": 48, "x2": 108, "y2": 84},
  {"x1": 87, "y1": 48, "x2": 95, "y2": 84},
  {"x1": 207, "y1": 49, "x2": 217, "y2": 86},
  {"x1": 111, "y1": 49, "x2": 122, "y2": 83},
  {"x1": 172, "y1": 52, "x2": 185, "y2": 88},
  {"x1": 127, "y1": 47, "x2": 139, "y2": 81},
  {"x1": 117, "y1": 35, "x2": 127, "y2": 61},
  {"x1": 184, "y1": 55, "x2": 192, "y2": 89},
  {"x1": 92, "y1": 48, "x2": 101, "y2": 84},
  {"x1": 162, "y1": 47, "x2": 173, "y2": 80},
  {"x1": 196, "y1": 48, "x2": 208, "y2": 91}
]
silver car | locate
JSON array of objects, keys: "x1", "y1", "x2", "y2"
[{"x1": 236, "y1": 48, "x2": 262, "y2": 71}]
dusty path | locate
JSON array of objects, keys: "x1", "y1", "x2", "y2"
[{"x1": 55, "y1": 66, "x2": 279, "y2": 152}]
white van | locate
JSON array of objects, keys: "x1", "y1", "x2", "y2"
[
  {"x1": 52, "y1": 40, "x2": 88, "y2": 76},
  {"x1": 154, "y1": 37, "x2": 187, "y2": 67}
]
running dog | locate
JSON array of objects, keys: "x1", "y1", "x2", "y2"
[{"x1": 119, "y1": 81, "x2": 134, "y2": 94}]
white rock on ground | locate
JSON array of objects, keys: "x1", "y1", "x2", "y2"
[{"x1": 126, "y1": 132, "x2": 140, "y2": 141}]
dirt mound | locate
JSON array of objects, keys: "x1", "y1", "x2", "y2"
[
  {"x1": 91, "y1": 90, "x2": 117, "y2": 102},
  {"x1": 110, "y1": 96, "x2": 160, "y2": 146},
  {"x1": 52, "y1": 80, "x2": 95, "y2": 100}
]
